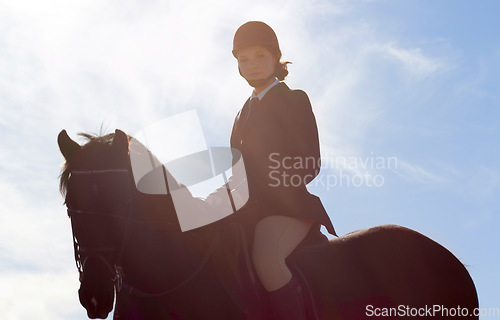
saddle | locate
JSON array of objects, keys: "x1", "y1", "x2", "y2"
[{"x1": 211, "y1": 222, "x2": 328, "y2": 320}]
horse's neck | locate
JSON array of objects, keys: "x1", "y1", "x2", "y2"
[
  {"x1": 121, "y1": 191, "x2": 214, "y2": 292},
  {"x1": 132, "y1": 192, "x2": 176, "y2": 227}
]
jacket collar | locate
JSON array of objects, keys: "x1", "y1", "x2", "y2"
[
  {"x1": 258, "y1": 82, "x2": 290, "y2": 105},
  {"x1": 251, "y1": 79, "x2": 280, "y2": 101}
]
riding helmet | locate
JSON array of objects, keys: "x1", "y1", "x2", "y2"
[{"x1": 232, "y1": 21, "x2": 281, "y2": 59}]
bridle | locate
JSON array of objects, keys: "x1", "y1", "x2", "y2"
[
  {"x1": 66, "y1": 168, "x2": 132, "y2": 292},
  {"x1": 66, "y1": 167, "x2": 219, "y2": 298}
]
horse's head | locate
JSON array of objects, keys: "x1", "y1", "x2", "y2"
[{"x1": 58, "y1": 129, "x2": 132, "y2": 319}]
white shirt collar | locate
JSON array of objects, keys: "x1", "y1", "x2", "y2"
[{"x1": 251, "y1": 79, "x2": 280, "y2": 101}]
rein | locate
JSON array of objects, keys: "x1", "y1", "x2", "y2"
[{"x1": 66, "y1": 168, "x2": 216, "y2": 297}]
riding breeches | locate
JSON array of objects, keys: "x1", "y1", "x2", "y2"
[{"x1": 251, "y1": 215, "x2": 313, "y2": 292}]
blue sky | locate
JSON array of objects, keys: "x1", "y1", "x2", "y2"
[{"x1": 0, "y1": 0, "x2": 499, "y2": 319}]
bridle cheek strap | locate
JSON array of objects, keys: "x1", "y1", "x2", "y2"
[{"x1": 66, "y1": 168, "x2": 133, "y2": 291}]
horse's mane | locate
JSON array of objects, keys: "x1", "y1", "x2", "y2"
[{"x1": 59, "y1": 131, "x2": 184, "y2": 199}]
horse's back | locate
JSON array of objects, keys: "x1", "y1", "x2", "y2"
[{"x1": 290, "y1": 225, "x2": 478, "y2": 319}]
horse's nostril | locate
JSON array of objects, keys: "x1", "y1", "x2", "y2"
[{"x1": 86, "y1": 296, "x2": 110, "y2": 319}]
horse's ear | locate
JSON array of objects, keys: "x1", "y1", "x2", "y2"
[
  {"x1": 58, "y1": 130, "x2": 81, "y2": 161},
  {"x1": 111, "y1": 129, "x2": 129, "y2": 156}
]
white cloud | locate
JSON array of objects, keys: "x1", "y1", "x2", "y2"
[
  {"x1": 391, "y1": 159, "x2": 450, "y2": 184},
  {"x1": 0, "y1": 179, "x2": 79, "y2": 319},
  {"x1": 380, "y1": 44, "x2": 445, "y2": 77},
  {"x1": 0, "y1": 271, "x2": 81, "y2": 320},
  {"x1": 0, "y1": 180, "x2": 72, "y2": 271}
]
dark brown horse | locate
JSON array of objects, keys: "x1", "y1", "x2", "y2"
[{"x1": 58, "y1": 129, "x2": 478, "y2": 319}]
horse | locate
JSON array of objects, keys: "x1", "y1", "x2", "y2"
[{"x1": 58, "y1": 129, "x2": 478, "y2": 319}]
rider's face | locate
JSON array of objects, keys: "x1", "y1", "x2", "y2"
[{"x1": 236, "y1": 45, "x2": 276, "y2": 82}]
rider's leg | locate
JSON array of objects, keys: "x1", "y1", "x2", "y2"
[{"x1": 252, "y1": 215, "x2": 313, "y2": 319}]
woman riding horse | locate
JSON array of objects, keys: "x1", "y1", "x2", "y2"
[{"x1": 205, "y1": 21, "x2": 336, "y2": 320}]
